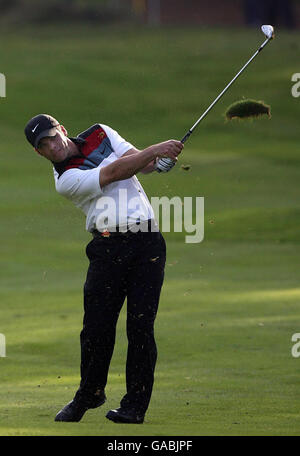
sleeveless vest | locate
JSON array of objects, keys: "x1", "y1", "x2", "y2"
[{"x1": 54, "y1": 124, "x2": 114, "y2": 178}]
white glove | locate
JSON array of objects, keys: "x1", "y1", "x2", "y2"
[{"x1": 155, "y1": 157, "x2": 176, "y2": 173}]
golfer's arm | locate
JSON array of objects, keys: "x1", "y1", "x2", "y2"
[
  {"x1": 122, "y1": 148, "x2": 156, "y2": 174},
  {"x1": 100, "y1": 147, "x2": 157, "y2": 188}
]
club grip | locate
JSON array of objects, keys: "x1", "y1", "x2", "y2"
[{"x1": 181, "y1": 130, "x2": 192, "y2": 144}]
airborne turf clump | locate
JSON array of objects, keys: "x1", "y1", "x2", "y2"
[{"x1": 225, "y1": 99, "x2": 271, "y2": 120}]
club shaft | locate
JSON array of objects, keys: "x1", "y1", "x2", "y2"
[{"x1": 181, "y1": 37, "x2": 271, "y2": 143}]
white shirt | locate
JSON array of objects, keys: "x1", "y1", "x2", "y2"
[{"x1": 54, "y1": 124, "x2": 155, "y2": 232}]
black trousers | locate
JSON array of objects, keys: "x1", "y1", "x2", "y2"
[{"x1": 74, "y1": 229, "x2": 166, "y2": 415}]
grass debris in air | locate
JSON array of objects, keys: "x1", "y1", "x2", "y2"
[{"x1": 225, "y1": 99, "x2": 271, "y2": 120}]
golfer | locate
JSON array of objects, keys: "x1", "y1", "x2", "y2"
[{"x1": 24, "y1": 114, "x2": 183, "y2": 424}]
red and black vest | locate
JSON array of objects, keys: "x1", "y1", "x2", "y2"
[{"x1": 53, "y1": 124, "x2": 114, "y2": 178}]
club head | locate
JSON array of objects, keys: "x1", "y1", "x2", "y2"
[{"x1": 261, "y1": 25, "x2": 274, "y2": 40}]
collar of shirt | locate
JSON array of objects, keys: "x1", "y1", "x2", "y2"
[
  {"x1": 69, "y1": 136, "x2": 86, "y2": 148},
  {"x1": 51, "y1": 136, "x2": 86, "y2": 165}
]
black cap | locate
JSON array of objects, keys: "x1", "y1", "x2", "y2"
[{"x1": 24, "y1": 114, "x2": 60, "y2": 148}]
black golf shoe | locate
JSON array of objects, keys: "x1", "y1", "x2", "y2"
[
  {"x1": 106, "y1": 407, "x2": 144, "y2": 424},
  {"x1": 55, "y1": 391, "x2": 106, "y2": 422}
]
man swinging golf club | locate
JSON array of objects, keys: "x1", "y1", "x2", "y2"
[
  {"x1": 24, "y1": 114, "x2": 183, "y2": 424},
  {"x1": 24, "y1": 24, "x2": 274, "y2": 425}
]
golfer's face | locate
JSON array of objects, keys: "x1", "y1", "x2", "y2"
[{"x1": 37, "y1": 128, "x2": 70, "y2": 162}]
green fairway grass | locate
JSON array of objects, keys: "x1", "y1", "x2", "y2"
[{"x1": 0, "y1": 24, "x2": 300, "y2": 436}]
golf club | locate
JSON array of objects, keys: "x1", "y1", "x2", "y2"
[
  {"x1": 157, "y1": 25, "x2": 274, "y2": 171},
  {"x1": 181, "y1": 24, "x2": 274, "y2": 143}
]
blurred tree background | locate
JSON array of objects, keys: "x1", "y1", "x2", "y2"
[
  {"x1": 0, "y1": 0, "x2": 298, "y2": 27},
  {"x1": 0, "y1": 0, "x2": 131, "y2": 24}
]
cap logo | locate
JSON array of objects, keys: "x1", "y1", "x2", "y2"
[{"x1": 32, "y1": 123, "x2": 39, "y2": 133}]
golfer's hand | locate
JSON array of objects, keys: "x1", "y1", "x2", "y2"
[
  {"x1": 155, "y1": 157, "x2": 176, "y2": 173},
  {"x1": 154, "y1": 140, "x2": 184, "y2": 160}
]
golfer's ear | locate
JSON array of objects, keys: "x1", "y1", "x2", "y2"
[
  {"x1": 60, "y1": 124, "x2": 68, "y2": 136},
  {"x1": 35, "y1": 147, "x2": 42, "y2": 155}
]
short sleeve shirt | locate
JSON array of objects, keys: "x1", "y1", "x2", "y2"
[{"x1": 54, "y1": 124, "x2": 155, "y2": 232}]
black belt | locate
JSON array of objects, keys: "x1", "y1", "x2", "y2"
[{"x1": 92, "y1": 220, "x2": 158, "y2": 238}]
